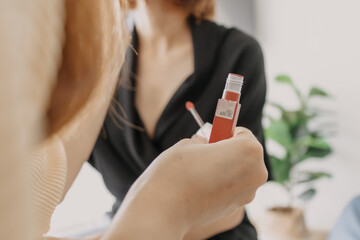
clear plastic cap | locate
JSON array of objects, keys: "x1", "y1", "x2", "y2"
[{"x1": 224, "y1": 73, "x2": 244, "y2": 94}]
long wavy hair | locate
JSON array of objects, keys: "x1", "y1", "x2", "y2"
[{"x1": 46, "y1": 0, "x2": 130, "y2": 135}]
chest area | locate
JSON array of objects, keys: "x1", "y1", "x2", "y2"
[{"x1": 134, "y1": 50, "x2": 194, "y2": 138}]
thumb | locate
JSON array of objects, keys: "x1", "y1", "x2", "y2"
[{"x1": 233, "y1": 127, "x2": 253, "y2": 138}]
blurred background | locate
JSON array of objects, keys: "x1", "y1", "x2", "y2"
[{"x1": 49, "y1": 0, "x2": 360, "y2": 238}]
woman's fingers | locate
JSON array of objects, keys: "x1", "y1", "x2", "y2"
[{"x1": 233, "y1": 126, "x2": 253, "y2": 137}]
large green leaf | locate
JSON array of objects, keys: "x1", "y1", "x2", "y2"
[
  {"x1": 301, "y1": 147, "x2": 332, "y2": 161},
  {"x1": 265, "y1": 119, "x2": 293, "y2": 149},
  {"x1": 298, "y1": 188, "x2": 316, "y2": 202},
  {"x1": 289, "y1": 118, "x2": 311, "y2": 141},
  {"x1": 308, "y1": 137, "x2": 331, "y2": 150},
  {"x1": 308, "y1": 87, "x2": 330, "y2": 98},
  {"x1": 282, "y1": 110, "x2": 300, "y2": 126},
  {"x1": 270, "y1": 155, "x2": 291, "y2": 184},
  {"x1": 296, "y1": 171, "x2": 332, "y2": 184},
  {"x1": 298, "y1": 136, "x2": 332, "y2": 161},
  {"x1": 300, "y1": 136, "x2": 331, "y2": 150},
  {"x1": 276, "y1": 75, "x2": 293, "y2": 84},
  {"x1": 267, "y1": 102, "x2": 306, "y2": 127}
]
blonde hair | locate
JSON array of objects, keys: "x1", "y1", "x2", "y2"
[{"x1": 127, "y1": 0, "x2": 216, "y2": 20}]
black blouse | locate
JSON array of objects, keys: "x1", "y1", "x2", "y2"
[{"x1": 89, "y1": 16, "x2": 271, "y2": 240}]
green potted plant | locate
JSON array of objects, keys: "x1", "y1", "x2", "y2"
[{"x1": 260, "y1": 75, "x2": 333, "y2": 240}]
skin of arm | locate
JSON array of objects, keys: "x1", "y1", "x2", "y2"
[{"x1": 0, "y1": 0, "x2": 65, "y2": 238}]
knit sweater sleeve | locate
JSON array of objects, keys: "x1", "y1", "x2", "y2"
[{"x1": 30, "y1": 136, "x2": 68, "y2": 236}]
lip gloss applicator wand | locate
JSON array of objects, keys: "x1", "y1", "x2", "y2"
[
  {"x1": 185, "y1": 101, "x2": 204, "y2": 128},
  {"x1": 185, "y1": 101, "x2": 213, "y2": 141}
]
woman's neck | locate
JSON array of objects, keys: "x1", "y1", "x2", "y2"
[{"x1": 134, "y1": 0, "x2": 190, "y2": 51}]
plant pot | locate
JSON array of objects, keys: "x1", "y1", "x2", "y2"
[{"x1": 256, "y1": 207, "x2": 310, "y2": 240}]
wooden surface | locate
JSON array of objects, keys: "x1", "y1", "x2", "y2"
[
  {"x1": 310, "y1": 230, "x2": 328, "y2": 240},
  {"x1": 258, "y1": 230, "x2": 328, "y2": 240}
]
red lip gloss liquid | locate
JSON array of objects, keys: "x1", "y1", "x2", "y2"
[{"x1": 209, "y1": 73, "x2": 244, "y2": 143}]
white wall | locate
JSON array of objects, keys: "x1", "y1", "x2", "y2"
[
  {"x1": 48, "y1": 164, "x2": 114, "y2": 236},
  {"x1": 216, "y1": 0, "x2": 255, "y2": 35},
  {"x1": 247, "y1": 0, "x2": 360, "y2": 232}
]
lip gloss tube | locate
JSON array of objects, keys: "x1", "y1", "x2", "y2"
[{"x1": 209, "y1": 73, "x2": 244, "y2": 143}]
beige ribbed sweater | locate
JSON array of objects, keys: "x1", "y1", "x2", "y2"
[{"x1": 30, "y1": 137, "x2": 68, "y2": 236}]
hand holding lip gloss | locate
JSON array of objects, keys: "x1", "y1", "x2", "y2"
[{"x1": 209, "y1": 73, "x2": 244, "y2": 143}]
